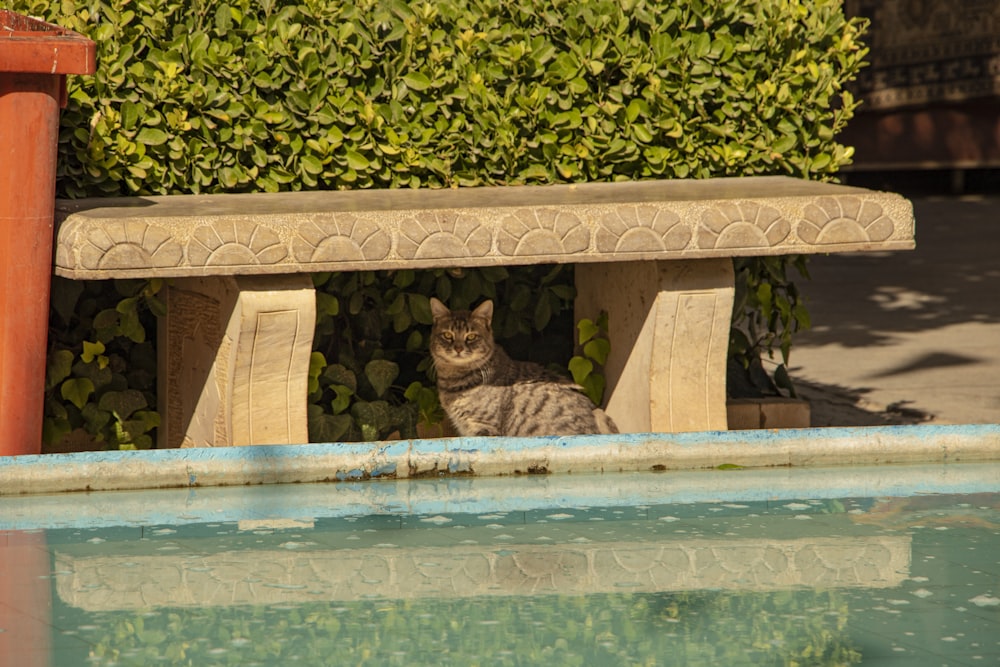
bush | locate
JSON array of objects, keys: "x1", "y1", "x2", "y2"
[{"x1": 13, "y1": 0, "x2": 867, "y2": 445}]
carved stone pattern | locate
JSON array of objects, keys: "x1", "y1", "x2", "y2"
[
  {"x1": 798, "y1": 196, "x2": 896, "y2": 245},
  {"x1": 79, "y1": 220, "x2": 184, "y2": 270},
  {"x1": 697, "y1": 202, "x2": 791, "y2": 250},
  {"x1": 212, "y1": 337, "x2": 231, "y2": 447},
  {"x1": 396, "y1": 212, "x2": 493, "y2": 260},
  {"x1": 55, "y1": 535, "x2": 910, "y2": 610},
  {"x1": 495, "y1": 208, "x2": 590, "y2": 257},
  {"x1": 165, "y1": 288, "x2": 225, "y2": 449},
  {"x1": 594, "y1": 205, "x2": 690, "y2": 253},
  {"x1": 291, "y1": 213, "x2": 391, "y2": 263},
  {"x1": 188, "y1": 220, "x2": 288, "y2": 266},
  {"x1": 54, "y1": 184, "x2": 913, "y2": 278}
]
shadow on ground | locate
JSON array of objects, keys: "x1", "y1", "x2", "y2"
[{"x1": 797, "y1": 379, "x2": 934, "y2": 428}]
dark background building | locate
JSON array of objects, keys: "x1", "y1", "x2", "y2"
[{"x1": 842, "y1": 0, "x2": 1000, "y2": 194}]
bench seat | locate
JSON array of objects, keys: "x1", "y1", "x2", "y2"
[{"x1": 54, "y1": 176, "x2": 915, "y2": 447}]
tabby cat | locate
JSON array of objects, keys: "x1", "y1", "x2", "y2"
[{"x1": 429, "y1": 298, "x2": 618, "y2": 437}]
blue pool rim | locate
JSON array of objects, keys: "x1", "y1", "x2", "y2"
[{"x1": 1, "y1": 423, "x2": 998, "y2": 496}]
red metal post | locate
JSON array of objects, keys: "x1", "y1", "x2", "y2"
[{"x1": 0, "y1": 11, "x2": 95, "y2": 455}]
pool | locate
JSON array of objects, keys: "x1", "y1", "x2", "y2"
[{"x1": 2, "y1": 461, "x2": 998, "y2": 666}]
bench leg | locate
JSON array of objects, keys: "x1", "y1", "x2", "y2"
[
  {"x1": 575, "y1": 259, "x2": 734, "y2": 433},
  {"x1": 158, "y1": 275, "x2": 316, "y2": 447}
]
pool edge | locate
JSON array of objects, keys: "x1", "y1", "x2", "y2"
[{"x1": 2, "y1": 423, "x2": 999, "y2": 496}]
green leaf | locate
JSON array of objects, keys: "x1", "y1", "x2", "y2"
[
  {"x1": 548, "y1": 284, "x2": 575, "y2": 300},
  {"x1": 365, "y1": 359, "x2": 399, "y2": 398},
  {"x1": 773, "y1": 134, "x2": 797, "y2": 154},
  {"x1": 393, "y1": 308, "x2": 413, "y2": 333},
  {"x1": 583, "y1": 338, "x2": 610, "y2": 366},
  {"x1": 61, "y1": 378, "x2": 95, "y2": 411},
  {"x1": 533, "y1": 296, "x2": 552, "y2": 330},
  {"x1": 581, "y1": 373, "x2": 605, "y2": 406},
  {"x1": 402, "y1": 72, "x2": 432, "y2": 91},
  {"x1": 406, "y1": 381, "x2": 442, "y2": 425},
  {"x1": 405, "y1": 329, "x2": 423, "y2": 351},
  {"x1": 345, "y1": 150, "x2": 369, "y2": 170},
  {"x1": 81, "y1": 402, "x2": 111, "y2": 433},
  {"x1": 520, "y1": 164, "x2": 550, "y2": 181},
  {"x1": 774, "y1": 363, "x2": 797, "y2": 398},
  {"x1": 351, "y1": 400, "x2": 392, "y2": 441},
  {"x1": 120, "y1": 101, "x2": 141, "y2": 130},
  {"x1": 577, "y1": 318, "x2": 600, "y2": 345},
  {"x1": 145, "y1": 295, "x2": 167, "y2": 318},
  {"x1": 316, "y1": 292, "x2": 339, "y2": 317},
  {"x1": 135, "y1": 128, "x2": 169, "y2": 146},
  {"x1": 309, "y1": 413, "x2": 353, "y2": 443},
  {"x1": 793, "y1": 305, "x2": 812, "y2": 330},
  {"x1": 131, "y1": 410, "x2": 161, "y2": 432},
  {"x1": 80, "y1": 340, "x2": 106, "y2": 364},
  {"x1": 46, "y1": 349, "x2": 75, "y2": 391},
  {"x1": 632, "y1": 124, "x2": 653, "y2": 143},
  {"x1": 568, "y1": 356, "x2": 593, "y2": 386},
  {"x1": 300, "y1": 154, "x2": 324, "y2": 175},
  {"x1": 323, "y1": 364, "x2": 357, "y2": 392},
  {"x1": 756, "y1": 283, "x2": 773, "y2": 314},
  {"x1": 408, "y1": 293, "x2": 434, "y2": 325},
  {"x1": 98, "y1": 389, "x2": 148, "y2": 421},
  {"x1": 330, "y1": 385, "x2": 354, "y2": 415},
  {"x1": 308, "y1": 351, "x2": 327, "y2": 394},
  {"x1": 625, "y1": 98, "x2": 648, "y2": 123}
]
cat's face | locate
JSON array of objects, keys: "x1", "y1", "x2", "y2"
[{"x1": 429, "y1": 298, "x2": 494, "y2": 367}]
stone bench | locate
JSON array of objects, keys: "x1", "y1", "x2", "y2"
[{"x1": 54, "y1": 176, "x2": 915, "y2": 447}]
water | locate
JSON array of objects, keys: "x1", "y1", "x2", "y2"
[{"x1": 2, "y1": 462, "x2": 998, "y2": 666}]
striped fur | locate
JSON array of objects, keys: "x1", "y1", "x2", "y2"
[{"x1": 429, "y1": 298, "x2": 618, "y2": 437}]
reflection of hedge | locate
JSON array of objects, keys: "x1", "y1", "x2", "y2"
[
  {"x1": 13, "y1": 0, "x2": 867, "y2": 446},
  {"x1": 73, "y1": 590, "x2": 860, "y2": 666}
]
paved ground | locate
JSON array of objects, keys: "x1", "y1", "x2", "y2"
[{"x1": 790, "y1": 195, "x2": 1000, "y2": 427}]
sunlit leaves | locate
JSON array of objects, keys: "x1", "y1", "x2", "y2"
[
  {"x1": 570, "y1": 313, "x2": 610, "y2": 406},
  {"x1": 15, "y1": 0, "x2": 868, "y2": 198}
]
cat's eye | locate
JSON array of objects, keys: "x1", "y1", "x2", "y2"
[
  {"x1": 441, "y1": 331, "x2": 454, "y2": 342},
  {"x1": 465, "y1": 333, "x2": 479, "y2": 342}
]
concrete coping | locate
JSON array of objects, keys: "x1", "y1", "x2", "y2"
[
  {"x1": 54, "y1": 176, "x2": 915, "y2": 279},
  {"x1": 2, "y1": 423, "x2": 997, "y2": 497}
]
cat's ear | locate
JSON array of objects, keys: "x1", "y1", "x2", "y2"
[
  {"x1": 430, "y1": 297, "x2": 450, "y2": 320},
  {"x1": 471, "y1": 299, "x2": 494, "y2": 323}
]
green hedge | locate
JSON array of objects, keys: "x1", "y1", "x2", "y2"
[
  {"x1": 29, "y1": 0, "x2": 866, "y2": 195},
  {"x1": 13, "y1": 0, "x2": 868, "y2": 447}
]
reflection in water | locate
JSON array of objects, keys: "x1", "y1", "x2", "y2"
[
  {"x1": 0, "y1": 467, "x2": 997, "y2": 666},
  {"x1": 0, "y1": 530, "x2": 52, "y2": 667},
  {"x1": 54, "y1": 534, "x2": 911, "y2": 609},
  {"x1": 62, "y1": 589, "x2": 862, "y2": 666}
]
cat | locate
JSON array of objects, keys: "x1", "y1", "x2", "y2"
[{"x1": 429, "y1": 298, "x2": 618, "y2": 437}]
